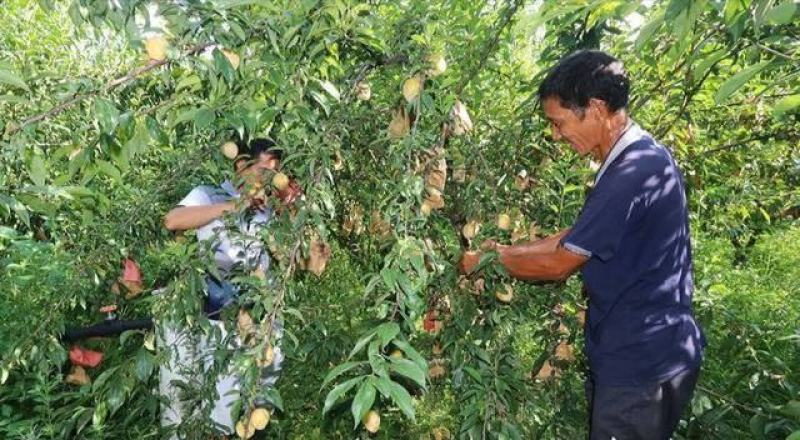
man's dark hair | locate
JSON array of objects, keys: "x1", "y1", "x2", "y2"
[
  {"x1": 537, "y1": 50, "x2": 630, "y2": 114},
  {"x1": 235, "y1": 137, "x2": 282, "y2": 163}
]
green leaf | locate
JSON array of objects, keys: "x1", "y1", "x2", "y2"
[
  {"x1": 380, "y1": 268, "x2": 398, "y2": 290},
  {"x1": 692, "y1": 50, "x2": 727, "y2": 82},
  {"x1": 175, "y1": 75, "x2": 202, "y2": 92},
  {"x1": 134, "y1": 349, "x2": 155, "y2": 381},
  {"x1": 321, "y1": 361, "x2": 365, "y2": 390},
  {"x1": 105, "y1": 382, "x2": 126, "y2": 413},
  {"x1": 172, "y1": 107, "x2": 199, "y2": 127},
  {"x1": 773, "y1": 94, "x2": 800, "y2": 117},
  {"x1": 463, "y1": 366, "x2": 483, "y2": 384},
  {"x1": 367, "y1": 340, "x2": 388, "y2": 378},
  {"x1": 260, "y1": 388, "x2": 284, "y2": 412},
  {"x1": 318, "y1": 79, "x2": 340, "y2": 101},
  {"x1": 764, "y1": 1, "x2": 798, "y2": 25},
  {"x1": 92, "y1": 366, "x2": 121, "y2": 393},
  {"x1": 724, "y1": 0, "x2": 747, "y2": 26},
  {"x1": 350, "y1": 380, "x2": 376, "y2": 428},
  {"x1": 634, "y1": 13, "x2": 665, "y2": 51},
  {"x1": 96, "y1": 160, "x2": 122, "y2": 182},
  {"x1": 194, "y1": 107, "x2": 216, "y2": 129},
  {"x1": 348, "y1": 329, "x2": 377, "y2": 359},
  {"x1": 780, "y1": 400, "x2": 800, "y2": 422},
  {"x1": 665, "y1": 0, "x2": 691, "y2": 21},
  {"x1": 28, "y1": 156, "x2": 46, "y2": 186},
  {"x1": 123, "y1": 122, "x2": 151, "y2": 158},
  {"x1": 750, "y1": 414, "x2": 767, "y2": 440},
  {"x1": 217, "y1": 0, "x2": 272, "y2": 9},
  {"x1": 213, "y1": 48, "x2": 235, "y2": 84},
  {"x1": 308, "y1": 90, "x2": 330, "y2": 115},
  {"x1": 389, "y1": 339, "x2": 427, "y2": 372},
  {"x1": 92, "y1": 401, "x2": 108, "y2": 427},
  {"x1": 385, "y1": 379, "x2": 415, "y2": 421},
  {"x1": 389, "y1": 358, "x2": 427, "y2": 389},
  {"x1": 322, "y1": 376, "x2": 362, "y2": 415},
  {"x1": 786, "y1": 430, "x2": 800, "y2": 440},
  {"x1": 94, "y1": 98, "x2": 120, "y2": 133},
  {"x1": 0, "y1": 194, "x2": 30, "y2": 227},
  {"x1": 376, "y1": 322, "x2": 400, "y2": 347},
  {"x1": 0, "y1": 63, "x2": 29, "y2": 91},
  {"x1": 714, "y1": 61, "x2": 772, "y2": 104}
]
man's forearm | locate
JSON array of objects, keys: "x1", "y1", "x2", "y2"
[
  {"x1": 495, "y1": 229, "x2": 583, "y2": 282},
  {"x1": 502, "y1": 229, "x2": 570, "y2": 257},
  {"x1": 498, "y1": 251, "x2": 570, "y2": 281},
  {"x1": 163, "y1": 202, "x2": 235, "y2": 231}
]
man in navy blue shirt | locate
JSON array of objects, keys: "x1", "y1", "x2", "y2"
[{"x1": 460, "y1": 50, "x2": 705, "y2": 439}]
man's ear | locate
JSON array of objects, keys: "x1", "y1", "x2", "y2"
[
  {"x1": 588, "y1": 98, "x2": 610, "y2": 118},
  {"x1": 235, "y1": 158, "x2": 247, "y2": 172}
]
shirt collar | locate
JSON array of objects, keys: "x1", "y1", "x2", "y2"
[
  {"x1": 220, "y1": 180, "x2": 240, "y2": 198},
  {"x1": 594, "y1": 120, "x2": 646, "y2": 184}
]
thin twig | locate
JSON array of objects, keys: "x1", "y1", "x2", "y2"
[
  {"x1": 755, "y1": 42, "x2": 796, "y2": 62},
  {"x1": 696, "y1": 384, "x2": 767, "y2": 417},
  {"x1": 690, "y1": 130, "x2": 800, "y2": 157}
]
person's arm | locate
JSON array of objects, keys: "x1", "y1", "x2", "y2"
[
  {"x1": 460, "y1": 229, "x2": 588, "y2": 282},
  {"x1": 496, "y1": 244, "x2": 587, "y2": 281},
  {"x1": 488, "y1": 229, "x2": 571, "y2": 256},
  {"x1": 163, "y1": 202, "x2": 236, "y2": 231}
]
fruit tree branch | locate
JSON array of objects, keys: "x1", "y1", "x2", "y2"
[{"x1": 5, "y1": 43, "x2": 213, "y2": 137}]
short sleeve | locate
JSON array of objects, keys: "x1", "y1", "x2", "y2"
[
  {"x1": 561, "y1": 172, "x2": 645, "y2": 262},
  {"x1": 178, "y1": 186, "x2": 212, "y2": 207}
]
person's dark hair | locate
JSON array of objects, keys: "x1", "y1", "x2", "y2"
[
  {"x1": 537, "y1": 50, "x2": 629, "y2": 115},
  {"x1": 235, "y1": 137, "x2": 282, "y2": 164}
]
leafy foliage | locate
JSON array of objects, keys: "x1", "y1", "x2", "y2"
[{"x1": 0, "y1": 0, "x2": 798, "y2": 438}]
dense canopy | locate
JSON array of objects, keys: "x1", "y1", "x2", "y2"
[{"x1": 0, "y1": 0, "x2": 798, "y2": 438}]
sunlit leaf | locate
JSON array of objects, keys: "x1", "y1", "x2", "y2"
[
  {"x1": 773, "y1": 94, "x2": 800, "y2": 117},
  {"x1": 714, "y1": 61, "x2": 772, "y2": 104}
]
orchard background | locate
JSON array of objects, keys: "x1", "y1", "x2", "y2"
[{"x1": 0, "y1": 0, "x2": 799, "y2": 438}]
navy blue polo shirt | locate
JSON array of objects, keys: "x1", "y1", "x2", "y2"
[{"x1": 561, "y1": 125, "x2": 705, "y2": 386}]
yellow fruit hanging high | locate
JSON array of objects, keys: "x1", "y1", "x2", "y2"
[
  {"x1": 355, "y1": 81, "x2": 371, "y2": 101},
  {"x1": 362, "y1": 409, "x2": 381, "y2": 433},
  {"x1": 222, "y1": 141, "x2": 239, "y2": 159},
  {"x1": 272, "y1": 172, "x2": 289, "y2": 190},
  {"x1": 420, "y1": 200, "x2": 433, "y2": 216},
  {"x1": 462, "y1": 220, "x2": 480, "y2": 239},
  {"x1": 497, "y1": 213, "x2": 512, "y2": 230},
  {"x1": 235, "y1": 418, "x2": 255, "y2": 439},
  {"x1": 249, "y1": 407, "x2": 270, "y2": 430},
  {"x1": 425, "y1": 53, "x2": 447, "y2": 77},
  {"x1": 402, "y1": 75, "x2": 423, "y2": 102},
  {"x1": 495, "y1": 284, "x2": 514, "y2": 303},
  {"x1": 144, "y1": 36, "x2": 168, "y2": 61}
]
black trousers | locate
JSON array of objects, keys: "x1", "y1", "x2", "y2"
[{"x1": 586, "y1": 367, "x2": 700, "y2": 440}]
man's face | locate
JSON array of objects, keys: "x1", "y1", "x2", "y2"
[
  {"x1": 542, "y1": 97, "x2": 607, "y2": 160},
  {"x1": 236, "y1": 152, "x2": 280, "y2": 187}
]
